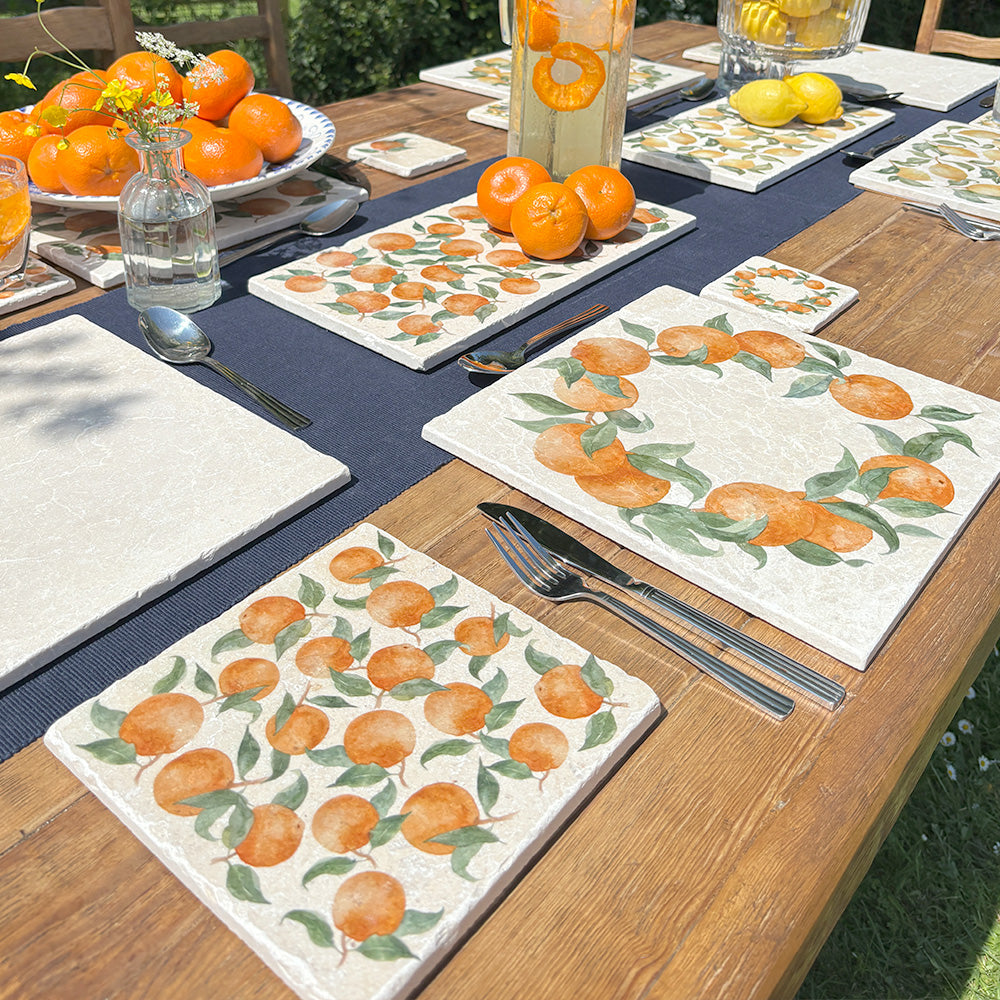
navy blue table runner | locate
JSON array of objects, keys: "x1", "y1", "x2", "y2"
[{"x1": 0, "y1": 94, "x2": 983, "y2": 760}]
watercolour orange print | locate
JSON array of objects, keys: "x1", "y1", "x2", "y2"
[
  {"x1": 423, "y1": 284, "x2": 1000, "y2": 668},
  {"x1": 248, "y1": 196, "x2": 693, "y2": 370},
  {"x1": 45, "y1": 523, "x2": 660, "y2": 1000}
]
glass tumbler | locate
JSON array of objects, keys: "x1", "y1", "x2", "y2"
[{"x1": 0, "y1": 154, "x2": 31, "y2": 284}]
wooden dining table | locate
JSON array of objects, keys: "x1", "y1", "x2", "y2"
[{"x1": 3, "y1": 18, "x2": 1000, "y2": 1000}]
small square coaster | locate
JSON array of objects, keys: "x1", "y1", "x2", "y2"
[
  {"x1": 0, "y1": 256, "x2": 74, "y2": 315},
  {"x1": 700, "y1": 256, "x2": 858, "y2": 333},
  {"x1": 347, "y1": 133, "x2": 466, "y2": 178}
]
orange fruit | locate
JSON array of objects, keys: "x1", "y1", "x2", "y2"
[
  {"x1": 329, "y1": 545, "x2": 386, "y2": 584},
  {"x1": 265, "y1": 705, "x2": 330, "y2": 755},
  {"x1": 703, "y1": 482, "x2": 815, "y2": 547},
  {"x1": 454, "y1": 616, "x2": 510, "y2": 656},
  {"x1": 793, "y1": 499, "x2": 873, "y2": 553},
  {"x1": 733, "y1": 329, "x2": 806, "y2": 368},
  {"x1": 295, "y1": 636, "x2": 354, "y2": 676},
  {"x1": 182, "y1": 49, "x2": 255, "y2": 122},
  {"x1": 509, "y1": 722, "x2": 569, "y2": 772},
  {"x1": 239, "y1": 596, "x2": 306, "y2": 644},
  {"x1": 533, "y1": 422, "x2": 628, "y2": 476},
  {"x1": 34, "y1": 71, "x2": 116, "y2": 135},
  {"x1": 575, "y1": 461, "x2": 672, "y2": 508},
  {"x1": 218, "y1": 657, "x2": 280, "y2": 701},
  {"x1": 227, "y1": 93, "x2": 303, "y2": 163},
  {"x1": 0, "y1": 110, "x2": 38, "y2": 162},
  {"x1": 54, "y1": 125, "x2": 139, "y2": 196},
  {"x1": 312, "y1": 794, "x2": 379, "y2": 854},
  {"x1": 553, "y1": 373, "x2": 639, "y2": 412},
  {"x1": 26, "y1": 134, "x2": 66, "y2": 192},
  {"x1": 510, "y1": 181, "x2": 588, "y2": 260},
  {"x1": 175, "y1": 115, "x2": 217, "y2": 137},
  {"x1": 476, "y1": 156, "x2": 551, "y2": 233},
  {"x1": 152, "y1": 748, "x2": 234, "y2": 816},
  {"x1": 366, "y1": 580, "x2": 435, "y2": 629},
  {"x1": 235, "y1": 803, "x2": 303, "y2": 866},
  {"x1": 563, "y1": 164, "x2": 636, "y2": 240},
  {"x1": 108, "y1": 51, "x2": 183, "y2": 104},
  {"x1": 366, "y1": 644, "x2": 435, "y2": 691},
  {"x1": 424, "y1": 682, "x2": 494, "y2": 736},
  {"x1": 401, "y1": 783, "x2": 479, "y2": 855},
  {"x1": 119, "y1": 693, "x2": 203, "y2": 756},
  {"x1": 183, "y1": 126, "x2": 263, "y2": 187},
  {"x1": 828, "y1": 374, "x2": 913, "y2": 421},
  {"x1": 535, "y1": 664, "x2": 603, "y2": 718},
  {"x1": 515, "y1": 0, "x2": 561, "y2": 51},
  {"x1": 570, "y1": 337, "x2": 650, "y2": 375},
  {"x1": 656, "y1": 325, "x2": 739, "y2": 364},
  {"x1": 858, "y1": 455, "x2": 955, "y2": 507},
  {"x1": 343, "y1": 710, "x2": 416, "y2": 767},
  {"x1": 333, "y1": 871, "x2": 406, "y2": 941}
]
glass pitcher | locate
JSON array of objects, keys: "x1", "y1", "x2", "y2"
[{"x1": 501, "y1": 0, "x2": 637, "y2": 181}]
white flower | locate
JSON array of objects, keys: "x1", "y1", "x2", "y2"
[
  {"x1": 921, "y1": 833, "x2": 928, "y2": 841},
  {"x1": 967, "y1": 686, "x2": 976, "y2": 700},
  {"x1": 946, "y1": 763, "x2": 958, "y2": 781},
  {"x1": 994, "y1": 842, "x2": 1000, "y2": 856},
  {"x1": 980, "y1": 756, "x2": 992, "y2": 771},
  {"x1": 941, "y1": 731, "x2": 956, "y2": 746},
  {"x1": 958, "y1": 719, "x2": 973, "y2": 734}
]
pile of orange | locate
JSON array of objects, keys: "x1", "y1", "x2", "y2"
[
  {"x1": 476, "y1": 155, "x2": 636, "y2": 261},
  {"x1": 0, "y1": 48, "x2": 304, "y2": 196}
]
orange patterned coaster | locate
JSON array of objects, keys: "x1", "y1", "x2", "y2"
[{"x1": 45, "y1": 522, "x2": 661, "y2": 1000}]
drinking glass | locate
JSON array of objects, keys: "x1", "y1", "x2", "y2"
[{"x1": 0, "y1": 155, "x2": 31, "y2": 284}]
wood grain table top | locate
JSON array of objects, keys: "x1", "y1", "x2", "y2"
[{"x1": 4, "y1": 20, "x2": 1000, "y2": 1000}]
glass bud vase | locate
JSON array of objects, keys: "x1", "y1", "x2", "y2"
[{"x1": 118, "y1": 128, "x2": 221, "y2": 313}]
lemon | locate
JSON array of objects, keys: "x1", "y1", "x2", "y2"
[
  {"x1": 728, "y1": 79, "x2": 807, "y2": 127},
  {"x1": 789, "y1": 8, "x2": 849, "y2": 48},
  {"x1": 776, "y1": 0, "x2": 831, "y2": 15},
  {"x1": 783, "y1": 72, "x2": 844, "y2": 124},
  {"x1": 738, "y1": 1, "x2": 789, "y2": 46}
]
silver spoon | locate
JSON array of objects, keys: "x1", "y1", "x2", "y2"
[
  {"x1": 139, "y1": 307, "x2": 311, "y2": 431},
  {"x1": 633, "y1": 77, "x2": 716, "y2": 119},
  {"x1": 218, "y1": 198, "x2": 360, "y2": 267},
  {"x1": 457, "y1": 304, "x2": 608, "y2": 375}
]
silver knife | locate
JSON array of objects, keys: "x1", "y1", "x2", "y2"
[{"x1": 478, "y1": 502, "x2": 845, "y2": 710}]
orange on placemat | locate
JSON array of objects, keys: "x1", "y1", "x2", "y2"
[
  {"x1": 509, "y1": 180, "x2": 588, "y2": 260},
  {"x1": 183, "y1": 126, "x2": 263, "y2": 187},
  {"x1": 54, "y1": 125, "x2": 139, "y2": 196},
  {"x1": 0, "y1": 110, "x2": 38, "y2": 163},
  {"x1": 107, "y1": 51, "x2": 184, "y2": 105},
  {"x1": 34, "y1": 70, "x2": 117, "y2": 134},
  {"x1": 228, "y1": 94, "x2": 302, "y2": 163},
  {"x1": 476, "y1": 155, "x2": 550, "y2": 233},
  {"x1": 183, "y1": 50, "x2": 255, "y2": 122},
  {"x1": 27, "y1": 134, "x2": 67, "y2": 192},
  {"x1": 564, "y1": 164, "x2": 635, "y2": 240}
]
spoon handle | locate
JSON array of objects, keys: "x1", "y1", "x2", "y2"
[{"x1": 200, "y1": 358, "x2": 312, "y2": 431}]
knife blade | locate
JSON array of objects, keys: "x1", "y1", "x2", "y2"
[{"x1": 478, "y1": 502, "x2": 845, "y2": 710}]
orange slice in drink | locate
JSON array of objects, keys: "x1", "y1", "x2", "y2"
[{"x1": 532, "y1": 41, "x2": 606, "y2": 111}]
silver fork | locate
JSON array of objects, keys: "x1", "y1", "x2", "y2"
[
  {"x1": 938, "y1": 203, "x2": 1000, "y2": 241},
  {"x1": 487, "y1": 516, "x2": 794, "y2": 720}
]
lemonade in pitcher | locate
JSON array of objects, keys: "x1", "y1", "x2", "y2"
[
  {"x1": 0, "y1": 156, "x2": 30, "y2": 282},
  {"x1": 505, "y1": 0, "x2": 636, "y2": 181}
]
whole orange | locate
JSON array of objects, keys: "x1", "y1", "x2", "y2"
[
  {"x1": 183, "y1": 49, "x2": 255, "y2": 122},
  {"x1": 34, "y1": 71, "x2": 116, "y2": 134},
  {"x1": 183, "y1": 127, "x2": 263, "y2": 187},
  {"x1": 509, "y1": 181, "x2": 588, "y2": 260},
  {"x1": 54, "y1": 125, "x2": 140, "y2": 196},
  {"x1": 564, "y1": 164, "x2": 636, "y2": 240},
  {"x1": 227, "y1": 93, "x2": 302, "y2": 163},
  {"x1": 0, "y1": 110, "x2": 38, "y2": 163},
  {"x1": 476, "y1": 155, "x2": 551, "y2": 233},
  {"x1": 107, "y1": 51, "x2": 183, "y2": 105},
  {"x1": 27, "y1": 134, "x2": 67, "y2": 193}
]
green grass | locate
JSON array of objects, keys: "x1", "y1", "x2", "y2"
[{"x1": 799, "y1": 645, "x2": 1000, "y2": 1000}]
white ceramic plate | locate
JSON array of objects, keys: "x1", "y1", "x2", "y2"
[{"x1": 25, "y1": 97, "x2": 336, "y2": 211}]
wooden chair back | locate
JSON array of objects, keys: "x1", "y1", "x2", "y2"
[
  {"x1": 130, "y1": 0, "x2": 294, "y2": 98},
  {"x1": 0, "y1": 0, "x2": 136, "y2": 67},
  {"x1": 915, "y1": 0, "x2": 1000, "y2": 59}
]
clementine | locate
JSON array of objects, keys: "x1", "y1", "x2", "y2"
[
  {"x1": 510, "y1": 181, "x2": 588, "y2": 260},
  {"x1": 564, "y1": 164, "x2": 636, "y2": 240},
  {"x1": 182, "y1": 49, "x2": 255, "y2": 121},
  {"x1": 183, "y1": 126, "x2": 263, "y2": 187},
  {"x1": 476, "y1": 156, "x2": 551, "y2": 233},
  {"x1": 0, "y1": 110, "x2": 38, "y2": 162},
  {"x1": 107, "y1": 51, "x2": 183, "y2": 104},
  {"x1": 34, "y1": 71, "x2": 116, "y2": 134},
  {"x1": 27, "y1": 134, "x2": 66, "y2": 193},
  {"x1": 54, "y1": 125, "x2": 139, "y2": 197},
  {"x1": 227, "y1": 93, "x2": 302, "y2": 163}
]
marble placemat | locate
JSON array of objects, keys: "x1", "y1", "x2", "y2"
[
  {"x1": 347, "y1": 133, "x2": 466, "y2": 178},
  {"x1": 0, "y1": 255, "x2": 74, "y2": 315},
  {"x1": 848, "y1": 118, "x2": 1000, "y2": 220},
  {"x1": 0, "y1": 316, "x2": 350, "y2": 693},
  {"x1": 29, "y1": 170, "x2": 368, "y2": 288},
  {"x1": 680, "y1": 41, "x2": 995, "y2": 112},
  {"x1": 419, "y1": 48, "x2": 704, "y2": 104},
  {"x1": 248, "y1": 195, "x2": 695, "y2": 371},
  {"x1": 45, "y1": 521, "x2": 661, "y2": 1000},
  {"x1": 700, "y1": 255, "x2": 858, "y2": 333},
  {"x1": 621, "y1": 98, "x2": 894, "y2": 192},
  {"x1": 423, "y1": 283, "x2": 1000, "y2": 669}
]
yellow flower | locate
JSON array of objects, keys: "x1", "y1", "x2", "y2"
[{"x1": 4, "y1": 72, "x2": 36, "y2": 90}]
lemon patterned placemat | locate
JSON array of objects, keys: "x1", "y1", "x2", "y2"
[
  {"x1": 423, "y1": 283, "x2": 1000, "y2": 669},
  {"x1": 44, "y1": 522, "x2": 661, "y2": 1000},
  {"x1": 247, "y1": 195, "x2": 694, "y2": 371},
  {"x1": 848, "y1": 118, "x2": 1000, "y2": 221},
  {"x1": 420, "y1": 48, "x2": 704, "y2": 104},
  {"x1": 28, "y1": 170, "x2": 368, "y2": 289},
  {"x1": 0, "y1": 255, "x2": 74, "y2": 315},
  {"x1": 622, "y1": 98, "x2": 894, "y2": 192}
]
